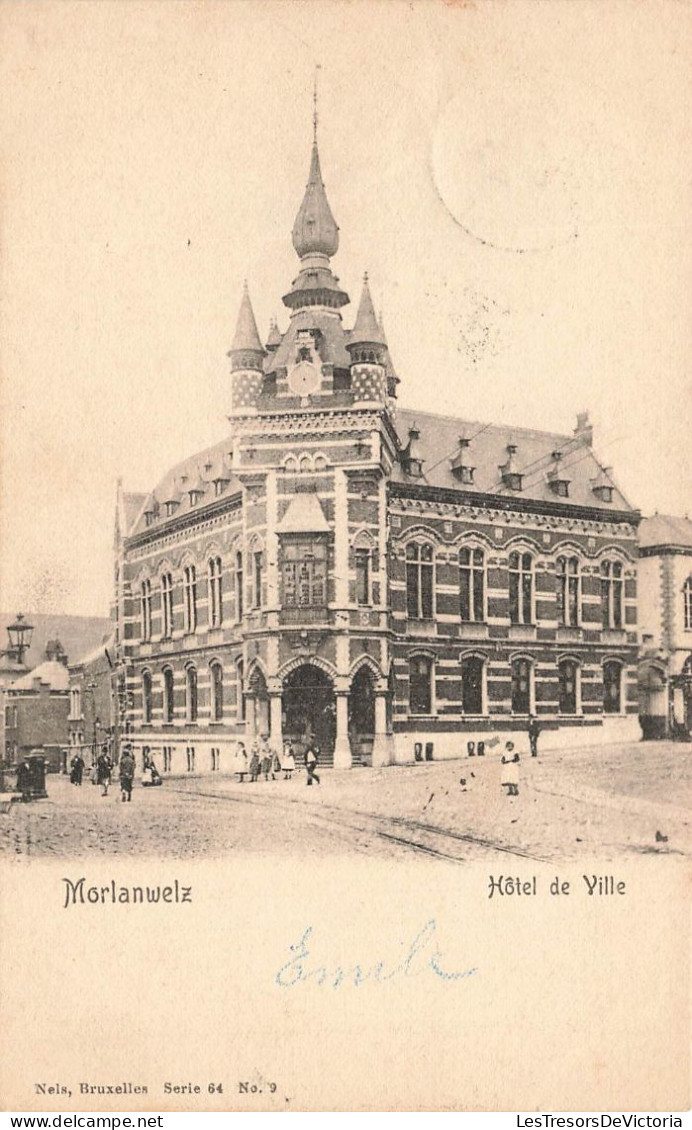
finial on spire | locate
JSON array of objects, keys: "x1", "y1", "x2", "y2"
[{"x1": 313, "y1": 64, "x2": 320, "y2": 142}]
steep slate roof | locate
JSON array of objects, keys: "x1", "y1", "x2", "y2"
[
  {"x1": 122, "y1": 493, "x2": 148, "y2": 536},
  {"x1": 128, "y1": 436, "x2": 242, "y2": 538},
  {"x1": 392, "y1": 407, "x2": 635, "y2": 512},
  {"x1": 268, "y1": 309, "x2": 352, "y2": 373},
  {"x1": 639, "y1": 514, "x2": 692, "y2": 549}
]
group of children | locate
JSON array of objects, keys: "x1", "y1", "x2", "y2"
[{"x1": 237, "y1": 738, "x2": 320, "y2": 785}]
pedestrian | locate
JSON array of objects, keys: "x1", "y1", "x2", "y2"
[
  {"x1": 96, "y1": 746, "x2": 112, "y2": 797},
  {"x1": 70, "y1": 752, "x2": 85, "y2": 786},
  {"x1": 16, "y1": 758, "x2": 32, "y2": 802},
  {"x1": 305, "y1": 743, "x2": 320, "y2": 786},
  {"x1": 119, "y1": 746, "x2": 136, "y2": 803},
  {"x1": 249, "y1": 745, "x2": 260, "y2": 783},
  {"x1": 501, "y1": 741, "x2": 520, "y2": 797},
  {"x1": 271, "y1": 746, "x2": 281, "y2": 779},
  {"x1": 528, "y1": 715, "x2": 541, "y2": 758},
  {"x1": 281, "y1": 741, "x2": 296, "y2": 780},
  {"x1": 260, "y1": 736, "x2": 274, "y2": 781},
  {"x1": 142, "y1": 756, "x2": 162, "y2": 787}
]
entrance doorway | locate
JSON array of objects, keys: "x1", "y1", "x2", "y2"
[
  {"x1": 349, "y1": 666, "x2": 376, "y2": 765},
  {"x1": 282, "y1": 664, "x2": 336, "y2": 762}
]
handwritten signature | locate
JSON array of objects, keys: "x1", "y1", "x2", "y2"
[{"x1": 275, "y1": 919, "x2": 478, "y2": 989}]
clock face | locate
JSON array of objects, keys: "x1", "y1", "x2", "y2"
[{"x1": 287, "y1": 360, "x2": 320, "y2": 397}]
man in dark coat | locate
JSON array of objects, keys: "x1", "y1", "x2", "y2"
[
  {"x1": 119, "y1": 747, "x2": 136, "y2": 802},
  {"x1": 527, "y1": 715, "x2": 541, "y2": 758},
  {"x1": 70, "y1": 752, "x2": 85, "y2": 786},
  {"x1": 305, "y1": 743, "x2": 320, "y2": 786},
  {"x1": 96, "y1": 747, "x2": 112, "y2": 796}
]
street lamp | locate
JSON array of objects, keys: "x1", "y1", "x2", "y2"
[{"x1": 3, "y1": 613, "x2": 34, "y2": 667}]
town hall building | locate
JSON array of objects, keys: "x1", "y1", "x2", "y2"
[{"x1": 114, "y1": 130, "x2": 640, "y2": 773}]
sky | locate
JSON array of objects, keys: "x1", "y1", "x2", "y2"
[{"x1": 1, "y1": 0, "x2": 690, "y2": 618}]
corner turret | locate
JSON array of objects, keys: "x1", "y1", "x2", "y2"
[
  {"x1": 347, "y1": 274, "x2": 387, "y2": 406},
  {"x1": 228, "y1": 282, "x2": 266, "y2": 416}
]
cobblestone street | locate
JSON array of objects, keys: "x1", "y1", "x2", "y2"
[{"x1": 1, "y1": 740, "x2": 690, "y2": 863}]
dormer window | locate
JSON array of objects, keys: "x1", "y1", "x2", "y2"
[
  {"x1": 501, "y1": 445, "x2": 523, "y2": 491},
  {"x1": 144, "y1": 511, "x2": 156, "y2": 527},
  {"x1": 548, "y1": 451, "x2": 571, "y2": 498},
  {"x1": 165, "y1": 500, "x2": 179, "y2": 517},
  {"x1": 402, "y1": 425, "x2": 424, "y2": 478},
  {"x1": 594, "y1": 485, "x2": 613, "y2": 503},
  {"x1": 213, "y1": 478, "x2": 229, "y2": 497},
  {"x1": 451, "y1": 438, "x2": 475, "y2": 485},
  {"x1": 188, "y1": 489, "x2": 204, "y2": 507}
]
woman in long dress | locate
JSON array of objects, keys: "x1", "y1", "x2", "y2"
[
  {"x1": 501, "y1": 742, "x2": 520, "y2": 797},
  {"x1": 280, "y1": 741, "x2": 296, "y2": 780}
]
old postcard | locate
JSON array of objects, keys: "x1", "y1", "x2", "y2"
[{"x1": 0, "y1": 0, "x2": 690, "y2": 1114}]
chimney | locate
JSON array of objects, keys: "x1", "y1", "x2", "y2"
[{"x1": 574, "y1": 411, "x2": 593, "y2": 446}]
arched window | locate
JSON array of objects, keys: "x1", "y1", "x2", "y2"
[
  {"x1": 603, "y1": 660, "x2": 623, "y2": 714},
  {"x1": 162, "y1": 667, "x2": 174, "y2": 723},
  {"x1": 511, "y1": 657, "x2": 532, "y2": 714},
  {"x1": 141, "y1": 579, "x2": 152, "y2": 640},
  {"x1": 141, "y1": 670, "x2": 152, "y2": 724},
  {"x1": 236, "y1": 660, "x2": 245, "y2": 721},
  {"x1": 210, "y1": 662, "x2": 224, "y2": 722},
  {"x1": 355, "y1": 547, "x2": 371, "y2": 606},
  {"x1": 558, "y1": 659, "x2": 579, "y2": 715},
  {"x1": 461, "y1": 655, "x2": 485, "y2": 715},
  {"x1": 406, "y1": 542, "x2": 434, "y2": 620},
  {"x1": 509, "y1": 552, "x2": 534, "y2": 625},
  {"x1": 683, "y1": 577, "x2": 692, "y2": 630},
  {"x1": 556, "y1": 555, "x2": 580, "y2": 626},
  {"x1": 252, "y1": 548, "x2": 264, "y2": 609},
  {"x1": 183, "y1": 565, "x2": 197, "y2": 632},
  {"x1": 208, "y1": 557, "x2": 223, "y2": 628},
  {"x1": 601, "y1": 559, "x2": 624, "y2": 629},
  {"x1": 409, "y1": 655, "x2": 433, "y2": 715},
  {"x1": 235, "y1": 551, "x2": 244, "y2": 619},
  {"x1": 459, "y1": 547, "x2": 485, "y2": 622},
  {"x1": 186, "y1": 665, "x2": 198, "y2": 723},
  {"x1": 161, "y1": 573, "x2": 174, "y2": 638}
]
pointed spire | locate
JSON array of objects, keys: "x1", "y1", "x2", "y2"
[
  {"x1": 350, "y1": 273, "x2": 386, "y2": 347},
  {"x1": 229, "y1": 281, "x2": 265, "y2": 372},
  {"x1": 265, "y1": 317, "x2": 282, "y2": 351},
  {"x1": 231, "y1": 281, "x2": 263, "y2": 353},
  {"x1": 292, "y1": 141, "x2": 340, "y2": 260}
]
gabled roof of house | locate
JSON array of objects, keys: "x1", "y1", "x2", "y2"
[{"x1": 11, "y1": 659, "x2": 69, "y2": 693}]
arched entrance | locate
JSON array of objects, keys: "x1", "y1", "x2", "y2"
[
  {"x1": 349, "y1": 666, "x2": 376, "y2": 765},
  {"x1": 282, "y1": 664, "x2": 336, "y2": 761}
]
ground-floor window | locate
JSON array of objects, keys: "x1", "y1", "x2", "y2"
[
  {"x1": 511, "y1": 658, "x2": 532, "y2": 714},
  {"x1": 461, "y1": 655, "x2": 484, "y2": 714},
  {"x1": 603, "y1": 660, "x2": 623, "y2": 713},
  {"x1": 409, "y1": 655, "x2": 433, "y2": 715},
  {"x1": 558, "y1": 659, "x2": 579, "y2": 714}
]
